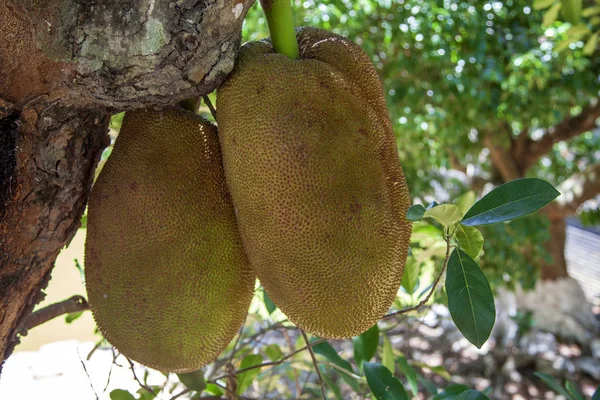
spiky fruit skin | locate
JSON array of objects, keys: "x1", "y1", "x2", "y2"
[
  {"x1": 85, "y1": 108, "x2": 255, "y2": 372},
  {"x1": 217, "y1": 27, "x2": 411, "y2": 339}
]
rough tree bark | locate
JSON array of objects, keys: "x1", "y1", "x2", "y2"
[
  {"x1": 0, "y1": 0, "x2": 254, "y2": 375},
  {"x1": 483, "y1": 101, "x2": 600, "y2": 280}
]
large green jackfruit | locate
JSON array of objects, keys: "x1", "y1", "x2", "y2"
[
  {"x1": 85, "y1": 108, "x2": 255, "y2": 372},
  {"x1": 217, "y1": 27, "x2": 411, "y2": 339}
]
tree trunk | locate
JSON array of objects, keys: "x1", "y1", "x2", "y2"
[
  {"x1": 541, "y1": 213, "x2": 569, "y2": 280},
  {"x1": 0, "y1": 0, "x2": 254, "y2": 374}
]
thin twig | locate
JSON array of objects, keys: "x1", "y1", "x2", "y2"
[
  {"x1": 21, "y1": 295, "x2": 89, "y2": 331},
  {"x1": 383, "y1": 235, "x2": 452, "y2": 319},
  {"x1": 170, "y1": 388, "x2": 191, "y2": 400},
  {"x1": 203, "y1": 95, "x2": 217, "y2": 119},
  {"x1": 78, "y1": 348, "x2": 99, "y2": 400},
  {"x1": 211, "y1": 338, "x2": 328, "y2": 382},
  {"x1": 229, "y1": 312, "x2": 249, "y2": 365},
  {"x1": 301, "y1": 330, "x2": 326, "y2": 400},
  {"x1": 127, "y1": 358, "x2": 156, "y2": 396}
]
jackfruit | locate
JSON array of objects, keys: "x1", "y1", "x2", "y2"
[
  {"x1": 217, "y1": 27, "x2": 411, "y2": 339},
  {"x1": 85, "y1": 108, "x2": 255, "y2": 372}
]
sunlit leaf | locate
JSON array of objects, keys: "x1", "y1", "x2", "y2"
[
  {"x1": 65, "y1": 311, "x2": 83, "y2": 324},
  {"x1": 455, "y1": 224, "x2": 484, "y2": 259},
  {"x1": 364, "y1": 362, "x2": 409, "y2": 400},
  {"x1": 455, "y1": 191, "x2": 476, "y2": 215},
  {"x1": 353, "y1": 324, "x2": 379, "y2": 367},
  {"x1": 582, "y1": 6, "x2": 600, "y2": 17},
  {"x1": 462, "y1": 178, "x2": 560, "y2": 226},
  {"x1": 401, "y1": 258, "x2": 419, "y2": 294},
  {"x1": 263, "y1": 289, "x2": 277, "y2": 315},
  {"x1": 237, "y1": 354, "x2": 264, "y2": 394},
  {"x1": 381, "y1": 336, "x2": 395, "y2": 374},
  {"x1": 583, "y1": 32, "x2": 599, "y2": 55},
  {"x1": 534, "y1": 0, "x2": 557, "y2": 9},
  {"x1": 446, "y1": 249, "x2": 495, "y2": 348},
  {"x1": 264, "y1": 344, "x2": 283, "y2": 361},
  {"x1": 397, "y1": 356, "x2": 419, "y2": 397},
  {"x1": 110, "y1": 389, "x2": 136, "y2": 400},
  {"x1": 566, "y1": 24, "x2": 590, "y2": 36},
  {"x1": 561, "y1": 0, "x2": 582, "y2": 23},
  {"x1": 543, "y1": 2, "x2": 562, "y2": 26},
  {"x1": 565, "y1": 380, "x2": 585, "y2": 400},
  {"x1": 407, "y1": 204, "x2": 427, "y2": 221},
  {"x1": 424, "y1": 204, "x2": 463, "y2": 228},
  {"x1": 205, "y1": 383, "x2": 223, "y2": 396}
]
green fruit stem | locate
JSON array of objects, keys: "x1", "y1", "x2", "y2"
[{"x1": 260, "y1": 0, "x2": 299, "y2": 59}]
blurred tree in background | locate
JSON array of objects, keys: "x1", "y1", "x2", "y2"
[{"x1": 243, "y1": 0, "x2": 600, "y2": 285}]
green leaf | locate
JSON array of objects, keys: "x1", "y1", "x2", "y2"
[
  {"x1": 455, "y1": 225, "x2": 484, "y2": 259},
  {"x1": 462, "y1": 178, "x2": 560, "y2": 226},
  {"x1": 534, "y1": 0, "x2": 557, "y2": 10},
  {"x1": 264, "y1": 343, "x2": 283, "y2": 361},
  {"x1": 566, "y1": 24, "x2": 590, "y2": 36},
  {"x1": 364, "y1": 362, "x2": 409, "y2": 400},
  {"x1": 418, "y1": 375, "x2": 438, "y2": 394},
  {"x1": 177, "y1": 369, "x2": 206, "y2": 392},
  {"x1": 413, "y1": 361, "x2": 452, "y2": 381},
  {"x1": 424, "y1": 204, "x2": 463, "y2": 228},
  {"x1": 353, "y1": 324, "x2": 379, "y2": 367},
  {"x1": 561, "y1": 0, "x2": 582, "y2": 23},
  {"x1": 534, "y1": 372, "x2": 572, "y2": 398},
  {"x1": 565, "y1": 380, "x2": 584, "y2": 400},
  {"x1": 110, "y1": 389, "x2": 136, "y2": 400},
  {"x1": 582, "y1": 6, "x2": 600, "y2": 17},
  {"x1": 401, "y1": 258, "x2": 419, "y2": 294},
  {"x1": 263, "y1": 289, "x2": 277, "y2": 314},
  {"x1": 433, "y1": 384, "x2": 470, "y2": 399},
  {"x1": 554, "y1": 38, "x2": 576, "y2": 52},
  {"x1": 397, "y1": 356, "x2": 418, "y2": 397},
  {"x1": 593, "y1": 385, "x2": 600, "y2": 400},
  {"x1": 407, "y1": 204, "x2": 427, "y2": 221},
  {"x1": 455, "y1": 191, "x2": 476, "y2": 215},
  {"x1": 65, "y1": 310, "x2": 83, "y2": 324},
  {"x1": 543, "y1": 2, "x2": 562, "y2": 26},
  {"x1": 205, "y1": 383, "x2": 224, "y2": 396},
  {"x1": 80, "y1": 214, "x2": 87, "y2": 229},
  {"x1": 583, "y1": 32, "x2": 599, "y2": 55},
  {"x1": 313, "y1": 341, "x2": 359, "y2": 391},
  {"x1": 381, "y1": 336, "x2": 395, "y2": 374},
  {"x1": 446, "y1": 249, "x2": 496, "y2": 348},
  {"x1": 455, "y1": 390, "x2": 491, "y2": 400},
  {"x1": 237, "y1": 354, "x2": 264, "y2": 394},
  {"x1": 320, "y1": 365, "x2": 344, "y2": 400}
]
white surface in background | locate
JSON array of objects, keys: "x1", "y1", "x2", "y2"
[{"x1": 0, "y1": 341, "x2": 168, "y2": 400}]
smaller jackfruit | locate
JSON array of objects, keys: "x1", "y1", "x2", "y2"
[{"x1": 85, "y1": 108, "x2": 255, "y2": 372}]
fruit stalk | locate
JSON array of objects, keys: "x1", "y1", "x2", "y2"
[{"x1": 259, "y1": 0, "x2": 299, "y2": 59}]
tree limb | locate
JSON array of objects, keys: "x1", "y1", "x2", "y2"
[
  {"x1": 483, "y1": 135, "x2": 523, "y2": 181},
  {"x1": 559, "y1": 162, "x2": 600, "y2": 215},
  {"x1": 20, "y1": 295, "x2": 89, "y2": 333},
  {"x1": 521, "y1": 101, "x2": 600, "y2": 171}
]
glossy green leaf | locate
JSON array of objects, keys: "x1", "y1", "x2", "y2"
[
  {"x1": 543, "y1": 2, "x2": 562, "y2": 26},
  {"x1": 237, "y1": 354, "x2": 264, "y2": 394},
  {"x1": 455, "y1": 390, "x2": 491, "y2": 400},
  {"x1": 263, "y1": 289, "x2": 277, "y2": 315},
  {"x1": 424, "y1": 204, "x2": 463, "y2": 228},
  {"x1": 583, "y1": 32, "x2": 599, "y2": 55},
  {"x1": 110, "y1": 389, "x2": 136, "y2": 400},
  {"x1": 177, "y1": 369, "x2": 206, "y2": 392},
  {"x1": 382, "y1": 336, "x2": 395, "y2": 374},
  {"x1": 446, "y1": 249, "x2": 496, "y2": 348},
  {"x1": 407, "y1": 204, "x2": 427, "y2": 221},
  {"x1": 401, "y1": 258, "x2": 419, "y2": 294},
  {"x1": 205, "y1": 383, "x2": 224, "y2": 396},
  {"x1": 432, "y1": 383, "x2": 470, "y2": 399},
  {"x1": 565, "y1": 380, "x2": 584, "y2": 400},
  {"x1": 353, "y1": 324, "x2": 379, "y2": 367},
  {"x1": 534, "y1": 373, "x2": 572, "y2": 398},
  {"x1": 534, "y1": 0, "x2": 557, "y2": 9},
  {"x1": 364, "y1": 362, "x2": 409, "y2": 400},
  {"x1": 455, "y1": 191, "x2": 476, "y2": 215},
  {"x1": 264, "y1": 343, "x2": 283, "y2": 361},
  {"x1": 313, "y1": 341, "x2": 359, "y2": 391},
  {"x1": 455, "y1": 225, "x2": 484, "y2": 259},
  {"x1": 462, "y1": 178, "x2": 560, "y2": 226},
  {"x1": 397, "y1": 356, "x2": 418, "y2": 397}
]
